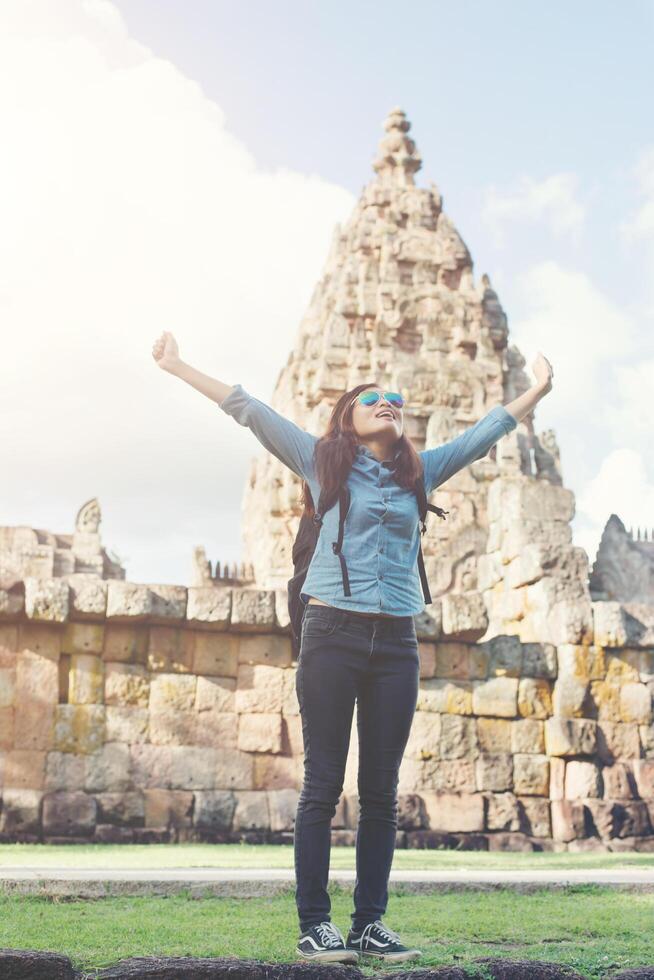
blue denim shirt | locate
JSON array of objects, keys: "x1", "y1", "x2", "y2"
[{"x1": 220, "y1": 384, "x2": 517, "y2": 616}]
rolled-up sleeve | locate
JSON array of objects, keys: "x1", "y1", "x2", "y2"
[
  {"x1": 420, "y1": 405, "x2": 517, "y2": 494},
  {"x1": 220, "y1": 383, "x2": 317, "y2": 481}
]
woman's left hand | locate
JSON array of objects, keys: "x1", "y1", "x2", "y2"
[{"x1": 532, "y1": 351, "x2": 554, "y2": 393}]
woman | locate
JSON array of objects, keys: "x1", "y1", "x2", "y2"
[{"x1": 152, "y1": 331, "x2": 553, "y2": 964}]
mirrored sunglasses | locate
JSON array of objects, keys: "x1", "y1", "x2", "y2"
[{"x1": 353, "y1": 390, "x2": 404, "y2": 409}]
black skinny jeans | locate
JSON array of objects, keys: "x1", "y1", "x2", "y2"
[{"x1": 293, "y1": 603, "x2": 420, "y2": 935}]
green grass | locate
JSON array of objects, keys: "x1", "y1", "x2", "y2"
[
  {"x1": 0, "y1": 842, "x2": 653, "y2": 870},
  {"x1": 0, "y1": 888, "x2": 651, "y2": 977}
]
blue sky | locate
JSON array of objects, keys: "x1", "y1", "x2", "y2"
[{"x1": 1, "y1": 0, "x2": 652, "y2": 585}]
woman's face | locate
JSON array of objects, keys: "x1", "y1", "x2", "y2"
[{"x1": 350, "y1": 387, "x2": 403, "y2": 443}]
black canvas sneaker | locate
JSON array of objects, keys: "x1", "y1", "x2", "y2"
[
  {"x1": 296, "y1": 920, "x2": 359, "y2": 963},
  {"x1": 346, "y1": 919, "x2": 422, "y2": 962}
]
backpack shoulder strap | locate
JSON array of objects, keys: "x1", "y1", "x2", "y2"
[{"x1": 414, "y1": 475, "x2": 448, "y2": 605}]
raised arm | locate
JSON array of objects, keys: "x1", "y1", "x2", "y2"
[
  {"x1": 420, "y1": 351, "x2": 554, "y2": 494},
  {"x1": 152, "y1": 331, "x2": 317, "y2": 481}
]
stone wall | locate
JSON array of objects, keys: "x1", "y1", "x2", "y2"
[{"x1": 1, "y1": 575, "x2": 652, "y2": 850}]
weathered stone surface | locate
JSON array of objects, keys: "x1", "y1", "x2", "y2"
[
  {"x1": 230, "y1": 589, "x2": 276, "y2": 631},
  {"x1": 477, "y1": 718, "x2": 512, "y2": 754},
  {"x1": 476, "y1": 754, "x2": 513, "y2": 792},
  {"x1": 552, "y1": 675, "x2": 589, "y2": 718},
  {"x1": 252, "y1": 753, "x2": 301, "y2": 790},
  {"x1": 472, "y1": 677, "x2": 518, "y2": 717},
  {"x1": 513, "y1": 754, "x2": 549, "y2": 796},
  {"x1": 485, "y1": 635, "x2": 523, "y2": 678},
  {"x1": 105, "y1": 663, "x2": 149, "y2": 706},
  {"x1": 518, "y1": 678, "x2": 552, "y2": 719},
  {"x1": 433, "y1": 643, "x2": 471, "y2": 679},
  {"x1": 237, "y1": 713, "x2": 283, "y2": 754},
  {"x1": 551, "y1": 799, "x2": 587, "y2": 841},
  {"x1": 24, "y1": 576, "x2": 69, "y2": 621},
  {"x1": 232, "y1": 789, "x2": 270, "y2": 830},
  {"x1": 522, "y1": 643, "x2": 557, "y2": 679},
  {"x1": 150, "y1": 673, "x2": 197, "y2": 712},
  {"x1": 487, "y1": 792, "x2": 521, "y2": 831},
  {"x1": 545, "y1": 718, "x2": 597, "y2": 757},
  {"x1": 440, "y1": 715, "x2": 478, "y2": 759},
  {"x1": 267, "y1": 788, "x2": 299, "y2": 831},
  {"x1": 190, "y1": 632, "x2": 239, "y2": 677},
  {"x1": 102, "y1": 625, "x2": 148, "y2": 664},
  {"x1": 144, "y1": 788, "x2": 194, "y2": 829},
  {"x1": 564, "y1": 760, "x2": 601, "y2": 799},
  {"x1": 620, "y1": 682, "x2": 652, "y2": 724},
  {"x1": 634, "y1": 760, "x2": 654, "y2": 799},
  {"x1": 194, "y1": 790, "x2": 236, "y2": 832},
  {"x1": 85, "y1": 742, "x2": 131, "y2": 792},
  {"x1": 519, "y1": 796, "x2": 551, "y2": 837},
  {"x1": 186, "y1": 586, "x2": 231, "y2": 628},
  {"x1": 69, "y1": 653, "x2": 104, "y2": 704},
  {"x1": 96, "y1": 791, "x2": 144, "y2": 826},
  {"x1": 603, "y1": 763, "x2": 634, "y2": 800},
  {"x1": 237, "y1": 634, "x2": 292, "y2": 668},
  {"x1": 0, "y1": 788, "x2": 42, "y2": 834},
  {"x1": 196, "y1": 675, "x2": 236, "y2": 713},
  {"x1": 54, "y1": 705, "x2": 105, "y2": 755},
  {"x1": 3, "y1": 749, "x2": 46, "y2": 790},
  {"x1": 417, "y1": 678, "x2": 472, "y2": 715},
  {"x1": 511, "y1": 718, "x2": 545, "y2": 754},
  {"x1": 62, "y1": 622, "x2": 105, "y2": 656},
  {"x1": 422, "y1": 791, "x2": 485, "y2": 832},
  {"x1": 45, "y1": 751, "x2": 86, "y2": 792},
  {"x1": 441, "y1": 592, "x2": 488, "y2": 641},
  {"x1": 597, "y1": 721, "x2": 640, "y2": 762},
  {"x1": 405, "y1": 710, "x2": 441, "y2": 760},
  {"x1": 42, "y1": 791, "x2": 96, "y2": 835},
  {"x1": 234, "y1": 664, "x2": 284, "y2": 713},
  {"x1": 105, "y1": 706, "x2": 149, "y2": 744}
]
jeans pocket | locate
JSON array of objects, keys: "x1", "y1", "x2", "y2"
[{"x1": 301, "y1": 608, "x2": 341, "y2": 639}]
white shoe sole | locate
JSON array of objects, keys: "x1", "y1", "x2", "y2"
[
  {"x1": 296, "y1": 948, "x2": 359, "y2": 963},
  {"x1": 358, "y1": 948, "x2": 423, "y2": 962}
]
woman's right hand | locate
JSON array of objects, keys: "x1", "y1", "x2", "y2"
[{"x1": 152, "y1": 331, "x2": 181, "y2": 374}]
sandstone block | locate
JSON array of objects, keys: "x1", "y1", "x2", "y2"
[
  {"x1": 404, "y1": 711, "x2": 441, "y2": 760},
  {"x1": 518, "y1": 678, "x2": 552, "y2": 719},
  {"x1": 268, "y1": 787, "x2": 299, "y2": 831},
  {"x1": 597, "y1": 721, "x2": 640, "y2": 762},
  {"x1": 589, "y1": 681, "x2": 621, "y2": 722},
  {"x1": 552, "y1": 676, "x2": 589, "y2": 718},
  {"x1": 522, "y1": 643, "x2": 557, "y2": 679},
  {"x1": 148, "y1": 708, "x2": 197, "y2": 747},
  {"x1": 551, "y1": 799, "x2": 587, "y2": 841},
  {"x1": 511, "y1": 719, "x2": 545, "y2": 754},
  {"x1": 69, "y1": 654, "x2": 104, "y2": 705},
  {"x1": 18, "y1": 624, "x2": 61, "y2": 661},
  {"x1": 617, "y1": 801, "x2": 652, "y2": 837},
  {"x1": 96, "y1": 792, "x2": 144, "y2": 826},
  {"x1": 230, "y1": 589, "x2": 276, "y2": 631},
  {"x1": 253, "y1": 754, "x2": 301, "y2": 790},
  {"x1": 129, "y1": 744, "x2": 174, "y2": 788},
  {"x1": 196, "y1": 675, "x2": 236, "y2": 714},
  {"x1": 66, "y1": 575, "x2": 108, "y2": 619},
  {"x1": 54, "y1": 705, "x2": 105, "y2": 755},
  {"x1": 545, "y1": 717, "x2": 597, "y2": 757},
  {"x1": 24, "y1": 577, "x2": 69, "y2": 622},
  {"x1": 194, "y1": 790, "x2": 236, "y2": 832},
  {"x1": 144, "y1": 788, "x2": 193, "y2": 829},
  {"x1": 472, "y1": 677, "x2": 518, "y2": 717},
  {"x1": 513, "y1": 754, "x2": 549, "y2": 796},
  {"x1": 42, "y1": 791, "x2": 96, "y2": 835},
  {"x1": 423, "y1": 759, "x2": 477, "y2": 794},
  {"x1": 485, "y1": 635, "x2": 522, "y2": 678},
  {"x1": 633, "y1": 760, "x2": 654, "y2": 799},
  {"x1": 190, "y1": 632, "x2": 239, "y2": 676},
  {"x1": 102, "y1": 625, "x2": 148, "y2": 664},
  {"x1": 418, "y1": 641, "x2": 436, "y2": 679},
  {"x1": 549, "y1": 757, "x2": 565, "y2": 801},
  {"x1": 14, "y1": 702, "x2": 55, "y2": 752},
  {"x1": 602, "y1": 763, "x2": 634, "y2": 799},
  {"x1": 640, "y1": 723, "x2": 654, "y2": 757},
  {"x1": 237, "y1": 634, "x2": 292, "y2": 667},
  {"x1": 414, "y1": 600, "x2": 442, "y2": 640},
  {"x1": 232, "y1": 789, "x2": 270, "y2": 830},
  {"x1": 284, "y1": 714, "x2": 304, "y2": 757},
  {"x1": 147, "y1": 626, "x2": 193, "y2": 673},
  {"x1": 274, "y1": 589, "x2": 291, "y2": 631},
  {"x1": 45, "y1": 752, "x2": 86, "y2": 792},
  {"x1": 150, "y1": 674, "x2": 196, "y2": 712},
  {"x1": 564, "y1": 760, "x2": 601, "y2": 799},
  {"x1": 477, "y1": 718, "x2": 511, "y2": 754},
  {"x1": 105, "y1": 706, "x2": 148, "y2": 744},
  {"x1": 235, "y1": 664, "x2": 284, "y2": 713},
  {"x1": 519, "y1": 797, "x2": 551, "y2": 837},
  {"x1": 106, "y1": 581, "x2": 186, "y2": 623},
  {"x1": 433, "y1": 643, "x2": 470, "y2": 679},
  {"x1": 4, "y1": 749, "x2": 46, "y2": 790},
  {"x1": 475, "y1": 754, "x2": 513, "y2": 792},
  {"x1": 238, "y1": 713, "x2": 283, "y2": 754},
  {"x1": 62, "y1": 623, "x2": 105, "y2": 656},
  {"x1": 0, "y1": 706, "x2": 14, "y2": 749},
  {"x1": 0, "y1": 665, "x2": 16, "y2": 707},
  {"x1": 605, "y1": 650, "x2": 640, "y2": 682},
  {"x1": 85, "y1": 742, "x2": 130, "y2": 792},
  {"x1": 558, "y1": 644, "x2": 605, "y2": 681},
  {"x1": 105, "y1": 663, "x2": 149, "y2": 707},
  {"x1": 620, "y1": 683, "x2": 652, "y2": 724},
  {"x1": 440, "y1": 715, "x2": 477, "y2": 759},
  {"x1": 280, "y1": 668, "x2": 299, "y2": 716},
  {"x1": 487, "y1": 792, "x2": 521, "y2": 831},
  {"x1": 422, "y1": 791, "x2": 485, "y2": 832},
  {"x1": 416, "y1": 678, "x2": 472, "y2": 715},
  {"x1": 193, "y1": 711, "x2": 238, "y2": 750},
  {"x1": 592, "y1": 601, "x2": 629, "y2": 647},
  {"x1": 585, "y1": 798, "x2": 622, "y2": 839},
  {"x1": 441, "y1": 593, "x2": 488, "y2": 642},
  {"x1": 186, "y1": 587, "x2": 231, "y2": 628},
  {"x1": 0, "y1": 788, "x2": 42, "y2": 834}
]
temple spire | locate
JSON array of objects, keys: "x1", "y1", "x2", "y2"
[{"x1": 371, "y1": 106, "x2": 422, "y2": 187}]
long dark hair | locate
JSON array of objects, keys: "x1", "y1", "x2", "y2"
[{"x1": 299, "y1": 382, "x2": 425, "y2": 517}]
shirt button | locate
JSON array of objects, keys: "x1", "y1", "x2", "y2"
[{"x1": 379, "y1": 573, "x2": 384, "y2": 580}]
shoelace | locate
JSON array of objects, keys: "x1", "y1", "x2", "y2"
[
  {"x1": 315, "y1": 921, "x2": 345, "y2": 948},
  {"x1": 359, "y1": 919, "x2": 403, "y2": 947}
]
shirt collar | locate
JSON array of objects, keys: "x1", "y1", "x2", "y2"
[{"x1": 356, "y1": 444, "x2": 402, "y2": 465}]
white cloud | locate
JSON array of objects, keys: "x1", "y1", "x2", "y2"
[
  {"x1": 620, "y1": 146, "x2": 654, "y2": 243},
  {"x1": 482, "y1": 173, "x2": 585, "y2": 246},
  {"x1": 575, "y1": 448, "x2": 654, "y2": 565},
  {"x1": 0, "y1": 0, "x2": 355, "y2": 584}
]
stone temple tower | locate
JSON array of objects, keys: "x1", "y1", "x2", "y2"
[{"x1": 238, "y1": 107, "x2": 590, "y2": 648}]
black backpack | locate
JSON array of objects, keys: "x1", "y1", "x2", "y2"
[{"x1": 286, "y1": 475, "x2": 448, "y2": 657}]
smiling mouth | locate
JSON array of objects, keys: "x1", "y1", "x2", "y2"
[{"x1": 376, "y1": 411, "x2": 395, "y2": 420}]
